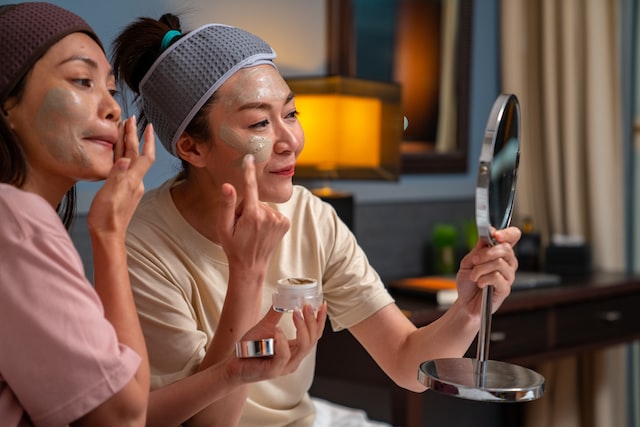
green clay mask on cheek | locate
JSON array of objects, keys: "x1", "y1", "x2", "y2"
[
  {"x1": 216, "y1": 67, "x2": 286, "y2": 164},
  {"x1": 219, "y1": 124, "x2": 274, "y2": 163},
  {"x1": 36, "y1": 87, "x2": 90, "y2": 166}
]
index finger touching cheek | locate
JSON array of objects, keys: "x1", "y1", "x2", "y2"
[
  {"x1": 126, "y1": 124, "x2": 155, "y2": 182},
  {"x1": 242, "y1": 154, "x2": 259, "y2": 206},
  {"x1": 123, "y1": 115, "x2": 141, "y2": 160},
  {"x1": 113, "y1": 118, "x2": 126, "y2": 160}
]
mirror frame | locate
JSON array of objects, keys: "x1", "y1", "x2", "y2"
[
  {"x1": 327, "y1": 0, "x2": 473, "y2": 174},
  {"x1": 475, "y1": 94, "x2": 520, "y2": 246}
]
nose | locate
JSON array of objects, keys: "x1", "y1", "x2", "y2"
[
  {"x1": 100, "y1": 89, "x2": 122, "y2": 124},
  {"x1": 272, "y1": 119, "x2": 303, "y2": 154}
]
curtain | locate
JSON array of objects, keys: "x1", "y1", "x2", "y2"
[
  {"x1": 435, "y1": 0, "x2": 459, "y2": 153},
  {"x1": 500, "y1": 0, "x2": 628, "y2": 426}
]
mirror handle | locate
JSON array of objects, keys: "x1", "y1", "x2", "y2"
[{"x1": 476, "y1": 285, "x2": 493, "y2": 363}]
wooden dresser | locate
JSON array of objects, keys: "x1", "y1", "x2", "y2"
[{"x1": 310, "y1": 272, "x2": 640, "y2": 427}]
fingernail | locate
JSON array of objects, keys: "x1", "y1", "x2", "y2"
[
  {"x1": 116, "y1": 158, "x2": 131, "y2": 170},
  {"x1": 243, "y1": 154, "x2": 255, "y2": 168},
  {"x1": 304, "y1": 304, "x2": 313, "y2": 316}
]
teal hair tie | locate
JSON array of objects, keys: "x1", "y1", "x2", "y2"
[{"x1": 161, "y1": 30, "x2": 181, "y2": 50}]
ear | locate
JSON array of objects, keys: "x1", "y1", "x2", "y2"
[
  {"x1": 1, "y1": 98, "x2": 17, "y2": 129},
  {"x1": 175, "y1": 133, "x2": 208, "y2": 168}
]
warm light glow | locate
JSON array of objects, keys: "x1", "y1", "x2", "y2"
[
  {"x1": 286, "y1": 76, "x2": 402, "y2": 180},
  {"x1": 296, "y1": 95, "x2": 382, "y2": 169}
]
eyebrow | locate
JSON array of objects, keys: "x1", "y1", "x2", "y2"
[
  {"x1": 58, "y1": 55, "x2": 115, "y2": 77},
  {"x1": 238, "y1": 92, "x2": 295, "y2": 112}
]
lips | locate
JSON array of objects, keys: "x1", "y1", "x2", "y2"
[
  {"x1": 271, "y1": 165, "x2": 295, "y2": 176},
  {"x1": 86, "y1": 134, "x2": 117, "y2": 148}
]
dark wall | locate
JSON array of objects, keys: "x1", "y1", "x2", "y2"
[
  {"x1": 354, "y1": 199, "x2": 475, "y2": 282},
  {"x1": 69, "y1": 216, "x2": 93, "y2": 282}
]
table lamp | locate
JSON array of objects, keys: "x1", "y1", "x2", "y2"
[{"x1": 287, "y1": 76, "x2": 403, "y2": 229}]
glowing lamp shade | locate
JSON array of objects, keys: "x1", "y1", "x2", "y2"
[
  {"x1": 296, "y1": 95, "x2": 381, "y2": 168},
  {"x1": 287, "y1": 76, "x2": 403, "y2": 180}
]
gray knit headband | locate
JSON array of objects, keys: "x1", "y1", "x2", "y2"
[{"x1": 139, "y1": 23, "x2": 277, "y2": 157}]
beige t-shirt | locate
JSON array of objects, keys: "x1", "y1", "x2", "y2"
[{"x1": 126, "y1": 178, "x2": 394, "y2": 426}]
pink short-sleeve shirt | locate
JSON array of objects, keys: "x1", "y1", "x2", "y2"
[{"x1": 0, "y1": 184, "x2": 141, "y2": 427}]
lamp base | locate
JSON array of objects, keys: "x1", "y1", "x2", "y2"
[{"x1": 312, "y1": 187, "x2": 354, "y2": 231}]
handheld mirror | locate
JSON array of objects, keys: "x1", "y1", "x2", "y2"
[{"x1": 417, "y1": 94, "x2": 545, "y2": 402}]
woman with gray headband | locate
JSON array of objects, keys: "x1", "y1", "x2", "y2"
[{"x1": 112, "y1": 12, "x2": 520, "y2": 427}]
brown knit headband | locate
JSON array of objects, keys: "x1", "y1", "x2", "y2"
[{"x1": 0, "y1": 2, "x2": 102, "y2": 103}]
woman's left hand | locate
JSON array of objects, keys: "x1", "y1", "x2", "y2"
[
  {"x1": 88, "y1": 116, "x2": 155, "y2": 240},
  {"x1": 455, "y1": 226, "x2": 521, "y2": 314},
  {"x1": 227, "y1": 303, "x2": 327, "y2": 383}
]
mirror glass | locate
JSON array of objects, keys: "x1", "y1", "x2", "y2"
[{"x1": 327, "y1": 0, "x2": 472, "y2": 174}]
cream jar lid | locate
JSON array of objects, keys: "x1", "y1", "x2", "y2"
[{"x1": 235, "y1": 338, "x2": 274, "y2": 358}]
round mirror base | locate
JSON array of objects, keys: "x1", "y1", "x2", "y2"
[{"x1": 418, "y1": 358, "x2": 545, "y2": 402}]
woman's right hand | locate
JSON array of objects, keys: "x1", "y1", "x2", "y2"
[{"x1": 216, "y1": 154, "x2": 290, "y2": 273}]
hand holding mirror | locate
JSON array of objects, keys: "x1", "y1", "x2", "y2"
[{"x1": 417, "y1": 94, "x2": 545, "y2": 402}]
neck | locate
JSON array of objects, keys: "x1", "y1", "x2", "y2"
[
  {"x1": 23, "y1": 169, "x2": 73, "y2": 209},
  {"x1": 170, "y1": 178, "x2": 224, "y2": 243}
]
